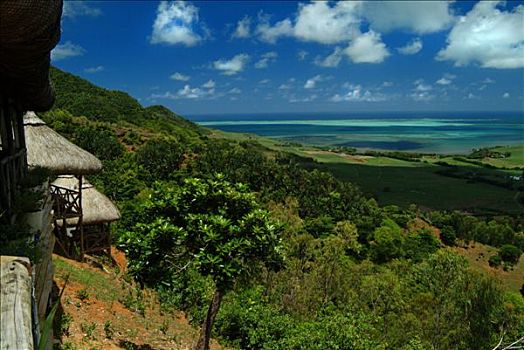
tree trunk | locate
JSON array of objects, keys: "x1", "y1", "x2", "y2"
[{"x1": 194, "y1": 288, "x2": 224, "y2": 350}]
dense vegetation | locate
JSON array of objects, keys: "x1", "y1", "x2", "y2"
[{"x1": 45, "y1": 68, "x2": 523, "y2": 349}]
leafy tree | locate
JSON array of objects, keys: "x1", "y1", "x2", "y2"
[
  {"x1": 120, "y1": 175, "x2": 283, "y2": 350},
  {"x1": 136, "y1": 138, "x2": 185, "y2": 182},
  {"x1": 498, "y1": 244, "x2": 522, "y2": 265},
  {"x1": 371, "y1": 218, "x2": 404, "y2": 263}
]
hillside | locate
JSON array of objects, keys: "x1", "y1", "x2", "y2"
[
  {"x1": 44, "y1": 68, "x2": 523, "y2": 350},
  {"x1": 49, "y1": 67, "x2": 206, "y2": 139}
]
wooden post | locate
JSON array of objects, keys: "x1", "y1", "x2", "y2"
[
  {"x1": 78, "y1": 175, "x2": 84, "y2": 260},
  {"x1": 0, "y1": 256, "x2": 34, "y2": 350}
]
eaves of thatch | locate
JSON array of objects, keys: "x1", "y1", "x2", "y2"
[
  {"x1": 24, "y1": 112, "x2": 102, "y2": 175},
  {"x1": 52, "y1": 175, "x2": 120, "y2": 225}
]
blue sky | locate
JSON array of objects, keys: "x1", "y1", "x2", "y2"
[{"x1": 52, "y1": 1, "x2": 524, "y2": 116}]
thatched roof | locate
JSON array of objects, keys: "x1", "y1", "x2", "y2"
[
  {"x1": 52, "y1": 175, "x2": 120, "y2": 225},
  {"x1": 24, "y1": 112, "x2": 102, "y2": 175},
  {"x1": 0, "y1": 0, "x2": 62, "y2": 111}
]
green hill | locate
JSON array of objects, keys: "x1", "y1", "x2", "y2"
[{"x1": 49, "y1": 67, "x2": 205, "y2": 138}]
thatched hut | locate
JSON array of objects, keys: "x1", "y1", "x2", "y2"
[
  {"x1": 52, "y1": 175, "x2": 120, "y2": 257},
  {"x1": 24, "y1": 111, "x2": 102, "y2": 174},
  {"x1": 24, "y1": 111, "x2": 104, "y2": 258}
]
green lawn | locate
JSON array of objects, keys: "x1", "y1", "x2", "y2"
[
  {"x1": 318, "y1": 162, "x2": 522, "y2": 214},
  {"x1": 486, "y1": 145, "x2": 524, "y2": 169}
]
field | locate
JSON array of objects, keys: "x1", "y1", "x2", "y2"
[{"x1": 212, "y1": 130, "x2": 523, "y2": 214}]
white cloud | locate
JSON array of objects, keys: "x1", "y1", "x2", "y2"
[
  {"x1": 297, "y1": 50, "x2": 308, "y2": 61},
  {"x1": 315, "y1": 47, "x2": 344, "y2": 68},
  {"x1": 382, "y1": 81, "x2": 394, "y2": 87},
  {"x1": 414, "y1": 83, "x2": 433, "y2": 92},
  {"x1": 436, "y1": 73, "x2": 456, "y2": 85},
  {"x1": 63, "y1": 1, "x2": 102, "y2": 18},
  {"x1": 151, "y1": 84, "x2": 214, "y2": 100},
  {"x1": 293, "y1": 1, "x2": 361, "y2": 44},
  {"x1": 410, "y1": 92, "x2": 434, "y2": 101},
  {"x1": 436, "y1": 78, "x2": 451, "y2": 85},
  {"x1": 344, "y1": 31, "x2": 389, "y2": 63},
  {"x1": 466, "y1": 92, "x2": 479, "y2": 100},
  {"x1": 227, "y1": 87, "x2": 242, "y2": 94},
  {"x1": 483, "y1": 78, "x2": 495, "y2": 84},
  {"x1": 202, "y1": 80, "x2": 215, "y2": 89},
  {"x1": 84, "y1": 66, "x2": 104, "y2": 73},
  {"x1": 170, "y1": 72, "x2": 190, "y2": 81},
  {"x1": 290, "y1": 94, "x2": 318, "y2": 103},
  {"x1": 437, "y1": 1, "x2": 524, "y2": 69},
  {"x1": 232, "y1": 15, "x2": 251, "y2": 39},
  {"x1": 397, "y1": 38, "x2": 423, "y2": 55},
  {"x1": 331, "y1": 85, "x2": 387, "y2": 102},
  {"x1": 256, "y1": 1, "x2": 360, "y2": 44},
  {"x1": 503, "y1": 92, "x2": 510, "y2": 98},
  {"x1": 278, "y1": 84, "x2": 291, "y2": 90},
  {"x1": 51, "y1": 41, "x2": 86, "y2": 61},
  {"x1": 256, "y1": 15, "x2": 294, "y2": 43},
  {"x1": 150, "y1": 1, "x2": 203, "y2": 46},
  {"x1": 259, "y1": 79, "x2": 270, "y2": 84},
  {"x1": 255, "y1": 51, "x2": 278, "y2": 69},
  {"x1": 213, "y1": 54, "x2": 250, "y2": 75},
  {"x1": 363, "y1": 1, "x2": 454, "y2": 34},
  {"x1": 304, "y1": 75, "x2": 324, "y2": 89}
]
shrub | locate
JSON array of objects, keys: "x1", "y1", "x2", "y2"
[
  {"x1": 488, "y1": 254, "x2": 501, "y2": 267},
  {"x1": 499, "y1": 244, "x2": 522, "y2": 265}
]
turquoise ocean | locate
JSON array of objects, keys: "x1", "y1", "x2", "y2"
[{"x1": 189, "y1": 112, "x2": 524, "y2": 154}]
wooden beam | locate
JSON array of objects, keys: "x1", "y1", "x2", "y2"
[{"x1": 0, "y1": 256, "x2": 34, "y2": 350}]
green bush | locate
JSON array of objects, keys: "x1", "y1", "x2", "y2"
[{"x1": 499, "y1": 244, "x2": 522, "y2": 265}]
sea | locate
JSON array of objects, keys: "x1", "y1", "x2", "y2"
[{"x1": 188, "y1": 111, "x2": 524, "y2": 155}]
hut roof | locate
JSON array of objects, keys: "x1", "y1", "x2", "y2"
[
  {"x1": 52, "y1": 175, "x2": 120, "y2": 225},
  {"x1": 24, "y1": 112, "x2": 102, "y2": 175}
]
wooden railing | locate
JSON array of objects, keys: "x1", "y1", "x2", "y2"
[{"x1": 50, "y1": 184, "x2": 81, "y2": 219}]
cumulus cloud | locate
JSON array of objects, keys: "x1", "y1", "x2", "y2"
[
  {"x1": 257, "y1": 2, "x2": 360, "y2": 44},
  {"x1": 213, "y1": 54, "x2": 250, "y2": 75},
  {"x1": 397, "y1": 38, "x2": 423, "y2": 55},
  {"x1": 84, "y1": 66, "x2": 104, "y2": 73},
  {"x1": 293, "y1": 1, "x2": 361, "y2": 44},
  {"x1": 227, "y1": 87, "x2": 242, "y2": 94},
  {"x1": 503, "y1": 92, "x2": 510, "y2": 98},
  {"x1": 437, "y1": 1, "x2": 524, "y2": 69},
  {"x1": 304, "y1": 75, "x2": 324, "y2": 89},
  {"x1": 344, "y1": 31, "x2": 389, "y2": 63},
  {"x1": 151, "y1": 84, "x2": 215, "y2": 100},
  {"x1": 259, "y1": 79, "x2": 270, "y2": 84},
  {"x1": 363, "y1": 1, "x2": 454, "y2": 34},
  {"x1": 202, "y1": 80, "x2": 215, "y2": 89},
  {"x1": 232, "y1": 15, "x2": 251, "y2": 39},
  {"x1": 150, "y1": 1, "x2": 203, "y2": 46},
  {"x1": 170, "y1": 72, "x2": 190, "y2": 81},
  {"x1": 436, "y1": 73, "x2": 456, "y2": 85},
  {"x1": 51, "y1": 41, "x2": 86, "y2": 61},
  {"x1": 278, "y1": 83, "x2": 291, "y2": 90},
  {"x1": 255, "y1": 51, "x2": 278, "y2": 69},
  {"x1": 331, "y1": 85, "x2": 387, "y2": 102},
  {"x1": 63, "y1": 1, "x2": 102, "y2": 18},
  {"x1": 315, "y1": 47, "x2": 344, "y2": 68},
  {"x1": 410, "y1": 92, "x2": 434, "y2": 101}
]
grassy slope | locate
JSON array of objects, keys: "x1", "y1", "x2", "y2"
[
  {"x1": 53, "y1": 252, "x2": 226, "y2": 350},
  {"x1": 452, "y1": 243, "x2": 524, "y2": 294}
]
